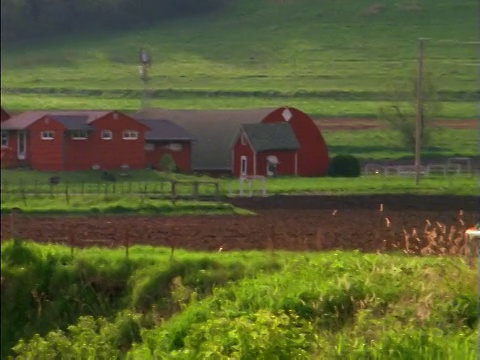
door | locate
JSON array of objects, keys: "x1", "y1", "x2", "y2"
[
  {"x1": 17, "y1": 131, "x2": 26, "y2": 159},
  {"x1": 240, "y1": 156, "x2": 247, "y2": 176}
]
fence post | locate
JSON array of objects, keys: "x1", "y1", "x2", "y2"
[
  {"x1": 125, "y1": 228, "x2": 130, "y2": 260},
  {"x1": 65, "y1": 183, "x2": 70, "y2": 205},
  {"x1": 69, "y1": 228, "x2": 75, "y2": 257},
  {"x1": 214, "y1": 182, "x2": 220, "y2": 201},
  {"x1": 21, "y1": 187, "x2": 27, "y2": 207},
  {"x1": 171, "y1": 181, "x2": 177, "y2": 205},
  {"x1": 193, "y1": 181, "x2": 199, "y2": 200},
  {"x1": 81, "y1": 182, "x2": 85, "y2": 197}
]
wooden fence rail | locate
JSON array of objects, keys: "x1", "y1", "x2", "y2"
[{"x1": 0, "y1": 179, "x2": 222, "y2": 205}]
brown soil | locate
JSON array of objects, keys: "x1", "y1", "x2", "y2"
[
  {"x1": 315, "y1": 118, "x2": 476, "y2": 131},
  {"x1": 2, "y1": 195, "x2": 476, "y2": 253}
]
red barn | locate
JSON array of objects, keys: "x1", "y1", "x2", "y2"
[
  {"x1": 232, "y1": 123, "x2": 300, "y2": 177},
  {"x1": 261, "y1": 107, "x2": 329, "y2": 176},
  {"x1": 0, "y1": 110, "x2": 150, "y2": 171}
]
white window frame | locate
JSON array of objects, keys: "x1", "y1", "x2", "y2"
[
  {"x1": 101, "y1": 130, "x2": 113, "y2": 140},
  {"x1": 71, "y1": 130, "x2": 88, "y2": 140},
  {"x1": 122, "y1": 130, "x2": 138, "y2": 140},
  {"x1": 240, "y1": 155, "x2": 247, "y2": 176},
  {"x1": 41, "y1": 131, "x2": 54, "y2": 140},
  {"x1": 1, "y1": 131, "x2": 8, "y2": 147}
]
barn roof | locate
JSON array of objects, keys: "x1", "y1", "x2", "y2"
[
  {"x1": 50, "y1": 115, "x2": 93, "y2": 130},
  {"x1": 136, "y1": 118, "x2": 195, "y2": 141},
  {"x1": 134, "y1": 108, "x2": 276, "y2": 170},
  {"x1": 241, "y1": 123, "x2": 299, "y2": 152},
  {"x1": 0, "y1": 111, "x2": 110, "y2": 130}
]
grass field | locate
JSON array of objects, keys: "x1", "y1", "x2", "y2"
[
  {"x1": 1, "y1": 0, "x2": 477, "y2": 118},
  {"x1": 1, "y1": 170, "x2": 477, "y2": 198},
  {"x1": 2, "y1": 241, "x2": 477, "y2": 359}
]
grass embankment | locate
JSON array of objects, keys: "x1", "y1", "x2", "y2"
[
  {"x1": 2, "y1": 0, "x2": 477, "y2": 118},
  {"x1": 2, "y1": 241, "x2": 477, "y2": 359},
  {"x1": 0, "y1": 197, "x2": 251, "y2": 216}
]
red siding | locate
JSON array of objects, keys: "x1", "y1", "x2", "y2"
[
  {"x1": 255, "y1": 150, "x2": 297, "y2": 176},
  {"x1": 262, "y1": 107, "x2": 329, "y2": 176},
  {"x1": 63, "y1": 111, "x2": 149, "y2": 171},
  {"x1": 1, "y1": 108, "x2": 10, "y2": 122},
  {"x1": 232, "y1": 134, "x2": 255, "y2": 177},
  {"x1": 28, "y1": 116, "x2": 65, "y2": 171},
  {"x1": 145, "y1": 141, "x2": 192, "y2": 172}
]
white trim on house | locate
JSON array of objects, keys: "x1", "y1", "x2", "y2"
[
  {"x1": 41, "y1": 131, "x2": 54, "y2": 140},
  {"x1": 240, "y1": 155, "x2": 247, "y2": 176},
  {"x1": 17, "y1": 131, "x2": 27, "y2": 159},
  {"x1": 122, "y1": 130, "x2": 138, "y2": 140},
  {"x1": 101, "y1": 130, "x2": 113, "y2": 140},
  {"x1": 71, "y1": 130, "x2": 88, "y2": 140}
]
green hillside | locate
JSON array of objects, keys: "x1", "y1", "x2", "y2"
[{"x1": 1, "y1": 0, "x2": 478, "y2": 117}]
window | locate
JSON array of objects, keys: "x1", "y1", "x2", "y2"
[
  {"x1": 71, "y1": 130, "x2": 88, "y2": 140},
  {"x1": 101, "y1": 130, "x2": 113, "y2": 140},
  {"x1": 1, "y1": 131, "x2": 8, "y2": 147},
  {"x1": 144, "y1": 143, "x2": 154, "y2": 151},
  {"x1": 41, "y1": 131, "x2": 54, "y2": 140},
  {"x1": 122, "y1": 130, "x2": 138, "y2": 140}
]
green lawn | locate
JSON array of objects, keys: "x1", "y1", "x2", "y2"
[
  {"x1": 1, "y1": 0, "x2": 477, "y2": 118},
  {"x1": 2, "y1": 241, "x2": 477, "y2": 358},
  {"x1": 323, "y1": 128, "x2": 478, "y2": 159},
  {"x1": 1, "y1": 170, "x2": 477, "y2": 197}
]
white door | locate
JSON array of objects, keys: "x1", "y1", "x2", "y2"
[
  {"x1": 240, "y1": 156, "x2": 247, "y2": 176},
  {"x1": 17, "y1": 131, "x2": 26, "y2": 159}
]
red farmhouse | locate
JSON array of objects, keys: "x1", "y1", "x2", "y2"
[
  {"x1": 0, "y1": 110, "x2": 194, "y2": 171},
  {"x1": 232, "y1": 107, "x2": 329, "y2": 177}
]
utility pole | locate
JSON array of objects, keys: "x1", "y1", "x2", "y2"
[
  {"x1": 139, "y1": 48, "x2": 151, "y2": 110},
  {"x1": 415, "y1": 38, "x2": 425, "y2": 185}
]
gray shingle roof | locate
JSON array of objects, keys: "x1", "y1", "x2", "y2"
[
  {"x1": 50, "y1": 115, "x2": 93, "y2": 130},
  {"x1": 136, "y1": 118, "x2": 195, "y2": 141},
  {"x1": 134, "y1": 108, "x2": 276, "y2": 170},
  {"x1": 241, "y1": 123, "x2": 299, "y2": 152}
]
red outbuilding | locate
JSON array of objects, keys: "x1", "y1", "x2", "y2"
[
  {"x1": 261, "y1": 107, "x2": 329, "y2": 176},
  {"x1": 136, "y1": 118, "x2": 195, "y2": 172},
  {"x1": 232, "y1": 122, "x2": 300, "y2": 177},
  {"x1": 232, "y1": 106, "x2": 329, "y2": 177}
]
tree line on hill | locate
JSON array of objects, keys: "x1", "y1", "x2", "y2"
[{"x1": 1, "y1": 0, "x2": 228, "y2": 43}]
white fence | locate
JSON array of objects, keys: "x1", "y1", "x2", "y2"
[{"x1": 363, "y1": 161, "x2": 470, "y2": 177}]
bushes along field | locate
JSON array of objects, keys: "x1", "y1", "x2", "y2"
[{"x1": 1, "y1": 241, "x2": 477, "y2": 359}]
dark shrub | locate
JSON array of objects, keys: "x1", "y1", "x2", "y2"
[
  {"x1": 159, "y1": 154, "x2": 178, "y2": 173},
  {"x1": 328, "y1": 155, "x2": 361, "y2": 177},
  {"x1": 102, "y1": 171, "x2": 116, "y2": 182}
]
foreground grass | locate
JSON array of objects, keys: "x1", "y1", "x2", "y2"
[
  {"x1": 1, "y1": 0, "x2": 477, "y2": 118},
  {"x1": 2, "y1": 241, "x2": 477, "y2": 359}
]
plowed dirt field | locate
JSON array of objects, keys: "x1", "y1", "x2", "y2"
[{"x1": 1, "y1": 195, "x2": 477, "y2": 253}]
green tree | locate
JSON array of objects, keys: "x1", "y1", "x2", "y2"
[
  {"x1": 378, "y1": 73, "x2": 441, "y2": 151},
  {"x1": 159, "y1": 154, "x2": 177, "y2": 173}
]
